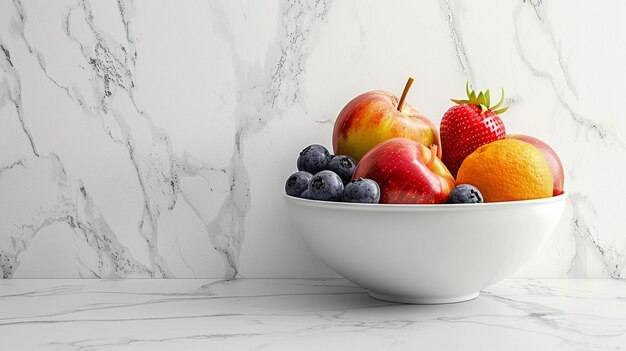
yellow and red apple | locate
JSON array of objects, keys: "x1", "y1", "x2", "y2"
[
  {"x1": 507, "y1": 134, "x2": 564, "y2": 196},
  {"x1": 332, "y1": 78, "x2": 439, "y2": 162},
  {"x1": 353, "y1": 138, "x2": 455, "y2": 204}
]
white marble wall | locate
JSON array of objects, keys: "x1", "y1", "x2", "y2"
[{"x1": 0, "y1": 0, "x2": 624, "y2": 278}]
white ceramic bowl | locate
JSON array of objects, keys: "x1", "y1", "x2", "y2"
[{"x1": 285, "y1": 192, "x2": 568, "y2": 304}]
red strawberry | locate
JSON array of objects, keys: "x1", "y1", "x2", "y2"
[{"x1": 440, "y1": 83, "x2": 509, "y2": 177}]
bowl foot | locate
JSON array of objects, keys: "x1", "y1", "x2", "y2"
[{"x1": 368, "y1": 291, "x2": 479, "y2": 304}]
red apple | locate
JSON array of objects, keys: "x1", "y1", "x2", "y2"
[
  {"x1": 507, "y1": 134, "x2": 564, "y2": 196},
  {"x1": 353, "y1": 138, "x2": 455, "y2": 204},
  {"x1": 333, "y1": 77, "x2": 439, "y2": 162}
]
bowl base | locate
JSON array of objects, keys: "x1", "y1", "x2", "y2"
[{"x1": 368, "y1": 291, "x2": 479, "y2": 304}]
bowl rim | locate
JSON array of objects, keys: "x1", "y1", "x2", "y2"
[{"x1": 284, "y1": 191, "x2": 569, "y2": 212}]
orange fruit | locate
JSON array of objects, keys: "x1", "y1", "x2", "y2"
[{"x1": 456, "y1": 139, "x2": 553, "y2": 202}]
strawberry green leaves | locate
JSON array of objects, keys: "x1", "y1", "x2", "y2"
[{"x1": 451, "y1": 82, "x2": 510, "y2": 115}]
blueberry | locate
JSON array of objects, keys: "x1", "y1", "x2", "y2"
[
  {"x1": 300, "y1": 189, "x2": 311, "y2": 199},
  {"x1": 285, "y1": 171, "x2": 313, "y2": 197},
  {"x1": 341, "y1": 178, "x2": 380, "y2": 203},
  {"x1": 448, "y1": 184, "x2": 484, "y2": 204},
  {"x1": 308, "y1": 170, "x2": 344, "y2": 201},
  {"x1": 297, "y1": 144, "x2": 331, "y2": 174},
  {"x1": 327, "y1": 155, "x2": 356, "y2": 184}
]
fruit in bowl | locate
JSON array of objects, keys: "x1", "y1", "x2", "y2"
[
  {"x1": 456, "y1": 139, "x2": 553, "y2": 202},
  {"x1": 286, "y1": 144, "x2": 381, "y2": 204},
  {"x1": 353, "y1": 138, "x2": 454, "y2": 204},
  {"x1": 448, "y1": 184, "x2": 483, "y2": 204},
  {"x1": 507, "y1": 134, "x2": 564, "y2": 196},
  {"x1": 440, "y1": 83, "x2": 508, "y2": 177},
  {"x1": 283, "y1": 79, "x2": 567, "y2": 303},
  {"x1": 333, "y1": 77, "x2": 439, "y2": 162}
]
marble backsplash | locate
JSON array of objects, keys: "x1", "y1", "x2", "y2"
[{"x1": 0, "y1": 0, "x2": 624, "y2": 278}]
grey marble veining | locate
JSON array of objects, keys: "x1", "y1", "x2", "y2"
[
  {"x1": 0, "y1": 0, "x2": 625, "y2": 278},
  {"x1": 0, "y1": 279, "x2": 625, "y2": 350}
]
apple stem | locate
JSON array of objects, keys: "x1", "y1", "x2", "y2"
[
  {"x1": 397, "y1": 77, "x2": 414, "y2": 112},
  {"x1": 427, "y1": 144, "x2": 438, "y2": 167}
]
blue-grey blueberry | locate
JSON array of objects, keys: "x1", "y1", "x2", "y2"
[
  {"x1": 327, "y1": 155, "x2": 356, "y2": 184},
  {"x1": 448, "y1": 184, "x2": 483, "y2": 204},
  {"x1": 308, "y1": 170, "x2": 344, "y2": 201},
  {"x1": 285, "y1": 171, "x2": 313, "y2": 197},
  {"x1": 297, "y1": 144, "x2": 331, "y2": 174},
  {"x1": 341, "y1": 178, "x2": 380, "y2": 203}
]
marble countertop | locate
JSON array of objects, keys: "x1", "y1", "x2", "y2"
[{"x1": 1, "y1": 279, "x2": 625, "y2": 350}]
